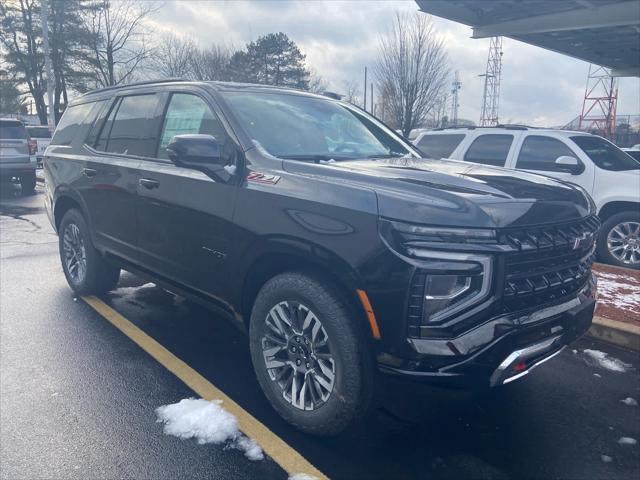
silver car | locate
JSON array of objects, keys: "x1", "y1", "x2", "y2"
[{"x1": 0, "y1": 118, "x2": 37, "y2": 194}]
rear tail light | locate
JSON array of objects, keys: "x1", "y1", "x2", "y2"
[{"x1": 28, "y1": 139, "x2": 37, "y2": 155}]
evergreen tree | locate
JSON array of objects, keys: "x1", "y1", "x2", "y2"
[{"x1": 229, "y1": 32, "x2": 309, "y2": 89}]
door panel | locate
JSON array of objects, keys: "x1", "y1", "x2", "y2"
[
  {"x1": 135, "y1": 160, "x2": 237, "y2": 296},
  {"x1": 135, "y1": 91, "x2": 238, "y2": 297}
]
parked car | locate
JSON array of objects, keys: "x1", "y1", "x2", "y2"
[
  {"x1": 45, "y1": 80, "x2": 598, "y2": 435},
  {"x1": 0, "y1": 118, "x2": 37, "y2": 194},
  {"x1": 26, "y1": 125, "x2": 53, "y2": 168},
  {"x1": 414, "y1": 127, "x2": 640, "y2": 269}
]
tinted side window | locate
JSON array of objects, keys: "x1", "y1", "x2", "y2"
[
  {"x1": 105, "y1": 94, "x2": 161, "y2": 157},
  {"x1": 417, "y1": 134, "x2": 465, "y2": 159},
  {"x1": 50, "y1": 102, "x2": 97, "y2": 146},
  {"x1": 94, "y1": 99, "x2": 120, "y2": 151},
  {"x1": 464, "y1": 134, "x2": 513, "y2": 167},
  {"x1": 157, "y1": 93, "x2": 226, "y2": 159},
  {"x1": 516, "y1": 135, "x2": 576, "y2": 171}
]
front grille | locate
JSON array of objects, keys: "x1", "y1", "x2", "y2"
[
  {"x1": 406, "y1": 216, "x2": 600, "y2": 336},
  {"x1": 500, "y1": 215, "x2": 599, "y2": 313}
]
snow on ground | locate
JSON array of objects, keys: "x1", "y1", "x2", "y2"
[
  {"x1": 112, "y1": 282, "x2": 156, "y2": 297},
  {"x1": 156, "y1": 398, "x2": 264, "y2": 461},
  {"x1": 618, "y1": 437, "x2": 638, "y2": 446},
  {"x1": 621, "y1": 397, "x2": 638, "y2": 406},
  {"x1": 595, "y1": 270, "x2": 640, "y2": 313},
  {"x1": 582, "y1": 349, "x2": 632, "y2": 373},
  {"x1": 601, "y1": 455, "x2": 613, "y2": 463},
  {"x1": 288, "y1": 474, "x2": 321, "y2": 480}
]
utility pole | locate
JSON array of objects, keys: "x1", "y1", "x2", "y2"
[
  {"x1": 363, "y1": 67, "x2": 368, "y2": 112},
  {"x1": 450, "y1": 71, "x2": 461, "y2": 126},
  {"x1": 41, "y1": 0, "x2": 56, "y2": 128},
  {"x1": 479, "y1": 37, "x2": 503, "y2": 127},
  {"x1": 370, "y1": 83, "x2": 373, "y2": 116}
]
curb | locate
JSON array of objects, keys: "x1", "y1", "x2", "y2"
[{"x1": 587, "y1": 316, "x2": 640, "y2": 351}]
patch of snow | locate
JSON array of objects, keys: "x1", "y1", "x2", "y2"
[
  {"x1": 621, "y1": 397, "x2": 638, "y2": 406},
  {"x1": 156, "y1": 398, "x2": 264, "y2": 461},
  {"x1": 601, "y1": 455, "x2": 612, "y2": 463},
  {"x1": 113, "y1": 282, "x2": 156, "y2": 297},
  {"x1": 618, "y1": 437, "x2": 637, "y2": 446},
  {"x1": 595, "y1": 271, "x2": 640, "y2": 312},
  {"x1": 572, "y1": 349, "x2": 578, "y2": 354},
  {"x1": 594, "y1": 373, "x2": 601, "y2": 378},
  {"x1": 289, "y1": 475, "x2": 321, "y2": 480},
  {"x1": 583, "y1": 349, "x2": 631, "y2": 373}
]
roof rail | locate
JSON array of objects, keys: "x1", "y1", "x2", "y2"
[{"x1": 82, "y1": 78, "x2": 187, "y2": 97}]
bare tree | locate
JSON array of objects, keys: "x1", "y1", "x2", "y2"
[
  {"x1": 154, "y1": 33, "x2": 196, "y2": 78},
  {"x1": 308, "y1": 69, "x2": 328, "y2": 94},
  {"x1": 83, "y1": 0, "x2": 158, "y2": 87},
  {"x1": 342, "y1": 80, "x2": 361, "y2": 105},
  {"x1": 374, "y1": 13, "x2": 449, "y2": 137},
  {"x1": 190, "y1": 43, "x2": 232, "y2": 81},
  {"x1": 0, "y1": 0, "x2": 47, "y2": 123}
]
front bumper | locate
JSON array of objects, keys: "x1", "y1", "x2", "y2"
[{"x1": 378, "y1": 277, "x2": 596, "y2": 388}]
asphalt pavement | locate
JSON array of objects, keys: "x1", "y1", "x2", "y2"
[{"x1": 1, "y1": 183, "x2": 639, "y2": 480}]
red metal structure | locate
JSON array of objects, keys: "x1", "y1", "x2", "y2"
[{"x1": 578, "y1": 65, "x2": 618, "y2": 140}]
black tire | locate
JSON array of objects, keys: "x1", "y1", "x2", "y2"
[
  {"x1": 249, "y1": 272, "x2": 374, "y2": 436},
  {"x1": 597, "y1": 211, "x2": 640, "y2": 269},
  {"x1": 59, "y1": 209, "x2": 121, "y2": 295},
  {"x1": 20, "y1": 171, "x2": 36, "y2": 195}
]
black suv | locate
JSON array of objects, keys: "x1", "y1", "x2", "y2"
[{"x1": 45, "y1": 80, "x2": 598, "y2": 435}]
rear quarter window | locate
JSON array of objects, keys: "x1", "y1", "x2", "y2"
[
  {"x1": 0, "y1": 121, "x2": 27, "y2": 140},
  {"x1": 417, "y1": 134, "x2": 465, "y2": 159},
  {"x1": 51, "y1": 102, "x2": 102, "y2": 146},
  {"x1": 464, "y1": 134, "x2": 513, "y2": 167}
]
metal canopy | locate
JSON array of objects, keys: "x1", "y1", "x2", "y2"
[{"x1": 415, "y1": 0, "x2": 640, "y2": 77}]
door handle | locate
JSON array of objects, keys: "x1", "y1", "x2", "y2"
[
  {"x1": 139, "y1": 178, "x2": 160, "y2": 189},
  {"x1": 82, "y1": 168, "x2": 97, "y2": 178}
]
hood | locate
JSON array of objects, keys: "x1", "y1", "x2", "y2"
[{"x1": 284, "y1": 157, "x2": 592, "y2": 228}]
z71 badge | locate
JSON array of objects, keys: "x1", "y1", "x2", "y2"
[{"x1": 247, "y1": 172, "x2": 281, "y2": 184}]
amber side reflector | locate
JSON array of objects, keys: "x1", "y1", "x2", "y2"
[{"x1": 356, "y1": 289, "x2": 381, "y2": 340}]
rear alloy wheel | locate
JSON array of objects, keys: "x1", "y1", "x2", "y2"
[
  {"x1": 249, "y1": 272, "x2": 373, "y2": 436},
  {"x1": 59, "y1": 209, "x2": 121, "y2": 294},
  {"x1": 598, "y1": 211, "x2": 640, "y2": 269}
]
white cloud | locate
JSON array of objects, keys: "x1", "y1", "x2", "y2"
[{"x1": 148, "y1": 0, "x2": 640, "y2": 127}]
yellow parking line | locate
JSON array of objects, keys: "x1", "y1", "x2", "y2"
[{"x1": 82, "y1": 295, "x2": 328, "y2": 480}]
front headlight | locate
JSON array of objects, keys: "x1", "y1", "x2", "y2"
[{"x1": 408, "y1": 249, "x2": 493, "y2": 324}]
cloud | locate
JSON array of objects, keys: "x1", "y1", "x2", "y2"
[{"x1": 148, "y1": 0, "x2": 639, "y2": 127}]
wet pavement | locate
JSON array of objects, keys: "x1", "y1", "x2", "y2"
[{"x1": 1, "y1": 183, "x2": 639, "y2": 480}]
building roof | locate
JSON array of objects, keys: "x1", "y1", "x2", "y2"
[{"x1": 415, "y1": 0, "x2": 640, "y2": 77}]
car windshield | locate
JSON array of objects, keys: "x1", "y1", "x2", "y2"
[
  {"x1": 571, "y1": 135, "x2": 640, "y2": 171},
  {"x1": 0, "y1": 121, "x2": 27, "y2": 140},
  {"x1": 223, "y1": 91, "x2": 413, "y2": 161}
]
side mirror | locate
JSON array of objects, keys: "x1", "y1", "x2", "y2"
[
  {"x1": 555, "y1": 155, "x2": 584, "y2": 175},
  {"x1": 166, "y1": 134, "x2": 233, "y2": 182}
]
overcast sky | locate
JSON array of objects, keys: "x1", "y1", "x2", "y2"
[{"x1": 148, "y1": 0, "x2": 640, "y2": 127}]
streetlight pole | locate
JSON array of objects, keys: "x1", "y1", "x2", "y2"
[{"x1": 41, "y1": 0, "x2": 56, "y2": 128}]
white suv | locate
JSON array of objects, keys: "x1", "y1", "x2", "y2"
[{"x1": 414, "y1": 127, "x2": 640, "y2": 269}]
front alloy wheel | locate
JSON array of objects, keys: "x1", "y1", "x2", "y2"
[
  {"x1": 261, "y1": 301, "x2": 336, "y2": 411},
  {"x1": 607, "y1": 220, "x2": 640, "y2": 267}
]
